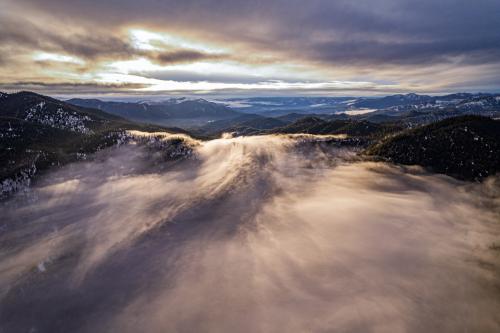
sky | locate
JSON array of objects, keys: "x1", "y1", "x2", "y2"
[{"x1": 1, "y1": 0, "x2": 500, "y2": 97}]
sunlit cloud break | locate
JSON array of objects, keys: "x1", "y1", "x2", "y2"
[{"x1": 1, "y1": 0, "x2": 499, "y2": 95}]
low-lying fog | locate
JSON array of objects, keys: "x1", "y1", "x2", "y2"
[{"x1": 1, "y1": 133, "x2": 500, "y2": 333}]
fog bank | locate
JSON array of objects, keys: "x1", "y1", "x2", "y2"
[{"x1": 1, "y1": 134, "x2": 500, "y2": 333}]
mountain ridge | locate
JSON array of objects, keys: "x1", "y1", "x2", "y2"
[
  {"x1": 0, "y1": 91, "x2": 187, "y2": 197},
  {"x1": 367, "y1": 115, "x2": 500, "y2": 181},
  {"x1": 67, "y1": 97, "x2": 241, "y2": 126}
]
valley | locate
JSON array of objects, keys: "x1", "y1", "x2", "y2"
[
  {"x1": 1, "y1": 91, "x2": 500, "y2": 332},
  {"x1": 1, "y1": 129, "x2": 500, "y2": 332}
]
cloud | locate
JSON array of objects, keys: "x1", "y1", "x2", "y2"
[
  {"x1": 1, "y1": 134, "x2": 500, "y2": 331},
  {"x1": 7, "y1": 0, "x2": 499, "y2": 65},
  {"x1": 0, "y1": 16, "x2": 135, "y2": 61},
  {"x1": 133, "y1": 69, "x2": 312, "y2": 85},
  {"x1": 1, "y1": 0, "x2": 500, "y2": 94},
  {"x1": 0, "y1": 81, "x2": 149, "y2": 94},
  {"x1": 149, "y1": 49, "x2": 227, "y2": 65}
]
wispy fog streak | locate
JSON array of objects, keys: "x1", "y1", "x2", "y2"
[{"x1": 0, "y1": 134, "x2": 499, "y2": 333}]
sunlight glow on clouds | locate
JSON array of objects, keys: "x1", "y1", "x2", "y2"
[
  {"x1": 95, "y1": 71, "x2": 394, "y2": 94},
  {"x1": 98, "y1": 29, "x2": 347, "y2": 94},
  {"x1": 129, "y1": 29, "x2": 163, "y2": 51},
  {"x1": 107, "y1": 58, "x2": 165, "y2": 74},
  {"x1": 33, "y1": 52, "x2": 85, "y2": 65},
  {"x1": 129, "y1": 29, "x2": 227, "y2": 54},
  {"x1": 1, "y1": 0, "x2": 499, "y2": 95}
]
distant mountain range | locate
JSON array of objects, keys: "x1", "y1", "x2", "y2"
[
  {"x1": 64, "y1": 93, "x2": 500, "y2": 131},
  {"x1": 217, "y1": 93, "x2": 500, "y2": 116},
  {"x1": 348, "y1": 93, "x2": 490, "y2": 109},
  {"x1": 217, "y1": 97, "x2": 353, "y2": 115},
  {"x1": 1, "y1": 90, "x2": 500, "y2": 197},
  {"x1": 67, "y1": 97, "x2": 241, "y2": 127}
]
